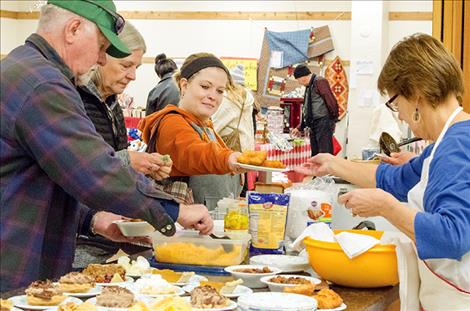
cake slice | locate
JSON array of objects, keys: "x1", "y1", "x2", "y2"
[{"x1": 220, "y1": 279, "x2": 243, "y2": 295}]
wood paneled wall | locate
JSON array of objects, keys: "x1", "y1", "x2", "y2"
[{"x1": 433, "y1": 0, "x2": 469, "y2": 113}]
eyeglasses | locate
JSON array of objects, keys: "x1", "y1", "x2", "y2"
[
  {"x1": 82, "y1": 0, "x2": 125, "y2": 34},
  {"x1": 385, "y1": 94, "x2": 399, "y2": 112}
]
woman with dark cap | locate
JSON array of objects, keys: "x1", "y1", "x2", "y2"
[
  {"x1": 146, "y1": 53, "x2": 180, "y2": 115},
  {"x1": 139, "y1": 53, "x2": 243, "y2": 208}
]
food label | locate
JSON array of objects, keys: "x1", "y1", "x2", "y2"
[
  {"x1": 248, "y1": 192, "x2": 290, "y2": 250},
  {"x1": 306, "y1": 200, "x2": 332, "y2": 227}
]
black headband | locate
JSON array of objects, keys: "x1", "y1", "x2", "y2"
[{"x1": 180, "y1": 56, "x2": 230, "y2": 80}]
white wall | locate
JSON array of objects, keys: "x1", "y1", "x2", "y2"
[{"x1": 0, "y1": 0, "x2": 432, "y2": 158}]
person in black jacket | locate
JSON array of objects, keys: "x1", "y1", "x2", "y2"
[
  {"x1": 145, "y1": 53, "x2": 180, "y2": 115},
  {"x1": 75, "y1": 22, "x2": 174, "y2": 267},
  {"x1": 291, "y1": 64, "x2": 339, "y2": 156}
]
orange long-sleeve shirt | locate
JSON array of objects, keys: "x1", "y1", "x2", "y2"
[{"x1": 139, "y1": 106, "x2": 233, "y2": 177}]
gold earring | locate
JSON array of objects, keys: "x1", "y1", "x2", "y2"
[{"x1": 412, "y1": 107, "x2": 421, "y2": 122}]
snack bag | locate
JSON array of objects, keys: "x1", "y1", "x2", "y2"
[{"x1": 247, "y1": 192, "x2": 290, "y2": 255}]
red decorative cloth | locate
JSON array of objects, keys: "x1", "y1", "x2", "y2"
[{"x1": 325, "y1": 56, "x2": 348, "y2": 120}]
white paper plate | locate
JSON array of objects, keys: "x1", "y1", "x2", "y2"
[
  {"x1": 172, "y1": 274, "x2": 208, "y2": 286},
  {"x1": 112, "y1": 220, "x2": 155, "y2": 237},
  {"x1": 236, "y1": 162, "x2": 289, "y2": 173},
  {"x1": 86, "y1": 297, "x2": 151, "y2": 311},
  {"x1": 182, "y1": 283, "x2": 253, "y2": 298},
  {"x1": 63, "y1": 285, "x2": 102, "y2": 298},
  {"x1": 249, "y1": 254, "x2": 310, "y2": 273},
  {"x1": 221, "y1": 285, "x2": 253, "y2": 298},
  {"x1": 237, "y1": 292, "x2": 317, "y2": 310},
  {"x1": 260, "y1": 274, "x2": 321, "y2": 292},
  {"x1": 183, "y1": 297, "x2": 237, "y2": 311},
  {"x1": 130, "y1": 285, "x2": 185, "y2": 298},
  {"x1": 318, "y1": 303, "x2": 347, "y2": 311},
  {"x1": 9, "y1": 295, "x2": 81, "y2": 310},
  {"x1": 96, "y1": 276, "x2": 134, "y2": 287}
]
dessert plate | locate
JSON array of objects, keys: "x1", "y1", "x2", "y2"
[
  {"x1": 9, "y1": 295, "x2": 81, "y2": 310},
  {"x1": 182, "y1": 283, "x2": 252, "y2": 298},
  {"x1": 183, "y1": 297, "x2": 237, "y2": 311},
  {"x1": 62, "y1": 285, "x2": 102, "y2": 298},
  {"x1": 96, "y1": 276, "x2": 134, "y2": 287},
  {"x1": 236, "y1": 162, "x2": 288, "y2": 173},
  {"x1": 86, "y1": 297, "x2": 149, "y2": 311},
  {"x1": 130, "y1": 285, "x2": 185, "y2": 298},
  {"x1": 237, "y1": 292, "x2": 317, "y2": 310},
  {"x1": 319, "y1": 303, "x2": 347, "y2": 311}
]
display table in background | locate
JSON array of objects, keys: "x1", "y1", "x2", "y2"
[
  {"x1": 280, "y1": 97, "x2": 303, "y2": 130},
  {"x1": 124, "y1": 117, "x2": 143, "y2": 129},
  {"x1": 247, "y1": 140, "x2": 311, "y2": 189}
]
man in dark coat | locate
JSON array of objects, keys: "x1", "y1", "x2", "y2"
[{"x1": 292, "y1": 64, "x2": 338, "y2": 156}]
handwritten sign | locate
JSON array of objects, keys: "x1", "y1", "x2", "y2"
[{"x1": 221, "y1": 57, "x2": 258, "y2": 91}]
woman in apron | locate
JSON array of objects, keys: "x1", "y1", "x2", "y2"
[
  {"x1": 139, "y1": 53, "x2": 244, "y2": 208},
  {"x1": 296, "y1": 33, "x2": 470, "y2": 310}
]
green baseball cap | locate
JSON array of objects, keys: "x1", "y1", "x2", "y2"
[{"x1": 48, "y1": 0, "x2": 131, "y2": 58}]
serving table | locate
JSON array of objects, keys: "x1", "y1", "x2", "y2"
[{"x1": 1, "y1": 249, "x2": 399, "y2": 310}]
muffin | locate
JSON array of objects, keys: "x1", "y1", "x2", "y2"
[{"x1": 0, "y1": 299, "x2": 13, "y2": 311}]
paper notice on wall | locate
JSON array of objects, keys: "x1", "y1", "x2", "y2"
[
  {"x1": 355, "y1": 60, "x2": 374, "y2": 75},
  {"x1": 270, "y1": 51, "x2": 284, "y2": 68}
]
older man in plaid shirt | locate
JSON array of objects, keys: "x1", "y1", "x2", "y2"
[{"x1": 0, "y1": 0, "x2": 212, "y2": 292}]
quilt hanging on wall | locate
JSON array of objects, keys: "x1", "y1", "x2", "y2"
[
  {"x1": 256, "y1": 26, "x2": 335, "y2": 108},
  {"x1": 324, "y1": 56, "x2": 348, "y2": 120}
]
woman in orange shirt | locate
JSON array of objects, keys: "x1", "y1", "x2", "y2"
[{"x1": 139, "y1": 53, "x2": 242, "y2": 208}]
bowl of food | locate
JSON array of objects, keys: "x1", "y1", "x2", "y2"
[
  {"x1": 260, "y1": 274, "x2": 321, "y2": 292},
  {"x1": 224, "y1": 265, "x2": 281, "y2": 288},
  {"x1": 113, "y1": 219, "x2": 155, "y2": 237},
  {"x1": 304, "y1": 230, "x2": 398, "y2": 288}
]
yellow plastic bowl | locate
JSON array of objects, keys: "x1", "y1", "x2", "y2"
[{"x1": 304, "y1": 230, "x2": 399, "y2": 288}]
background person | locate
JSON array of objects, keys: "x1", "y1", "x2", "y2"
[
  {"x1": 146, "y1": 53, "x2": 180, "y2": 115},
  {"x1": 139, "y1": 53, "x2": 243, "y2": 209},
  {"x1": 296, "y1": 33, "x2": 470, "y2": 310},
  {"x1": 0, "y1": 0, "x2": 212, "y2": 291},
  {"x1": 212, "y1": 64, "x2": 255, "y2": 197},
  {"x1": 291, "y1": 64, "x2": 338, "y2": 156},
  {"x1": 75, "y1": 22, "x2": 172, "y2": 267}
]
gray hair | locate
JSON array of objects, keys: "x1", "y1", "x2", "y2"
[
  {"x1": 37, "y1": 4, "x2": 95, "y2": 34},
  {"x1": 89, "y1": 22, "x2": 146, "y2": 90}
]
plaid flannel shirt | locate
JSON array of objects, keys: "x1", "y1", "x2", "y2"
[{"x1": 0, "y1": 34, "x2": 179, "y2": 292}]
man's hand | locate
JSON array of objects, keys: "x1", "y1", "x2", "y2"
[
  {"x1": 177, "y1": 204, "x2": 213, "y2": 235},
  {"x1": 92, "y1": 211, "x2": 150, "y2": 244},
  {"x1": 129, "y1": 151, "x2": 172, "y2": 180}
]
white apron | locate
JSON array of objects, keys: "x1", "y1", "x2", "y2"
[{"x1": 407, "y1": 106, "x2": 470, "y2": 310}]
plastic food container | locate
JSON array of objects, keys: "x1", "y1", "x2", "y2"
[
  {"x1": 304, "y1": 229, "x2": 398, "y2": 288},
  {"x1": 151, "y1": 230, "x2": 251, "y2": 267},
  {"x1": 113, "y1": 220, "x2": 155, "y2": 237}
]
